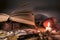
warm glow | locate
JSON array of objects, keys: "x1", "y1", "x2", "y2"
[{"x1": 46, "y1": 22, "x2": 52, "y2": 31}]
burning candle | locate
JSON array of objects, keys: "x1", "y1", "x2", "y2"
[{"x1": 46, "y1": 22, "x2": 52, "y2": 31}]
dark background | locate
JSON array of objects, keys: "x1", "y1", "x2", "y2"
[{"x1": 0, "y1": 0, "x2": 60, "y2": 23}]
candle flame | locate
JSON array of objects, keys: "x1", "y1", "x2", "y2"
[{"x1": 46, "y1": 22, "x2": 51, "y2": 31}]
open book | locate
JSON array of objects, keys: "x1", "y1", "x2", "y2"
[{"x1": 0, "y1": 13, "x2": 35, "y2": 25}]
